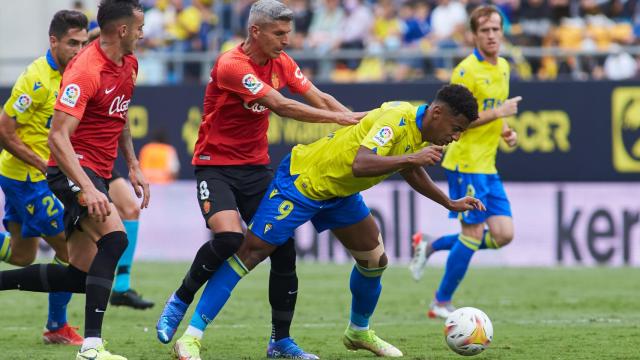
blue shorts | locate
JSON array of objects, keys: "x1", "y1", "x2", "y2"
[
  {"x1": 0, "y1": 174, "x2": 65, "y2": 238},
  {"x1": 249, "y1": 154, "x2": 371, "y2": 246},
  {"x1": 445, "y1": 169, "x2": 511, "y2": 224}
]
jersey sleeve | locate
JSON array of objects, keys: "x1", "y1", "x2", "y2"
[
  {"x1": 2, "y1": 68, "x2": 47, "y2": 124},
  {"x1": 451, "y1": 63, "x2": 475, "y2": 93},
  {"x1": 360, "y1": 109, "x2": 406, "y2": 157},
  {"x1": 282, "y1": 53, "x2": 311, "y2": 94},
  {"x1": 54, "y1": 67, "x2": 99, "y2": 120},
  {"x1": 216, "y1": 59, "x2": 272, "y2": 103}
]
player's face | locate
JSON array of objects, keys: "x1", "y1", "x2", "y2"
[
  {"x1": 473, "y1": 13, "x2": 502, "y2": 58},
  {"x1": 51, "y1": 28, "x2": 89, "y2": 68},
  {"x1": 122, "y1": 10, "x2": 145, "y2": 54},
  {"x1": 256, "y1": 20, "x2": 292, "y2": 59},
  {"x1": 425, "y1": 104, "x2": 469, "y2": 146}
]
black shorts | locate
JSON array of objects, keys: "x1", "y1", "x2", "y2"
[
  {"x1": 195, "y1": 165, "x2": 273, "y2": 227},
  {"x1": 109, "y1": 169, "x2": 124, "y2": 183},
  {"x1": 47, "y1": 166, "x2": 112, "y2": 238}
]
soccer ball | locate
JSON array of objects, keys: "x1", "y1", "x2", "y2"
[{"x1": 444, "y1": 307, "x2": 493, "y2": 356}]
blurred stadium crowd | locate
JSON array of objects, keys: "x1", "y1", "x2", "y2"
[{"x1": 75, "y1": 0, "x2": 640, "y2": 83}]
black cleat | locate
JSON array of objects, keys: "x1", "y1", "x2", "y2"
[{"x1": 110, "y1": 289, "x2": 155, "y2": 310}]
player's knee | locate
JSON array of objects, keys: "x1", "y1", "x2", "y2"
[
  {"x1": 211, "y1": 232, "x2": 244, "y2": 259},
  {"x1": 119, "y1": 204, "x2": 140, "y2": 221},
  {"x1": 97, "y1": 231, "x2": 129, "y2": 258},
  {"x1": 493, "y1": 231, "x2": 514, "y2": 248},
  {"x1": 349, "y1": 234, "x2": 387, "y2": 269},
  {"x1": 9, "y1": 252, "x2": 36, "y2": 267},
  {"x1": 269, "y1": 237, "x2": 297, "y2": 274}
]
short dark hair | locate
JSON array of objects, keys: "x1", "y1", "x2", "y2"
[
  {"x1": 469, "y1": 5, "x2": 503, "y2": 34},
  {"x1": 97, "y1": 0, "x2": 143, "y2": 31},
  {"x1": 435, "y1": 84, "x2": 478, "y2": 123},
  {"x1": 49, "y1": 10, "x2": 88, "y2": 39}
]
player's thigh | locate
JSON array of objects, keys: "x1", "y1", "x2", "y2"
[
  {"x1": 195, "y1": 167, "x2": 244, "y2": 233},
  {"x1": 42, "y1": 231, "x2": 69, "y2": 261},
  {"x1": 486, "y1": 215, "x2": 514, "y2": 246},
  {"x1": 67, "y1": 229, "x2": 98, "y2": 272},
  {"x1": 6, "y1": 222, "x2": 38, "y2": 265},
  {"x1": 78, "y1": 203, "x2": 126, "y2": 240},
  {"x1": 108, "y1": 177, "x2": 140, "y2": 221},
  {"x1": 331, "y1": 214, "x2": 387, "y2": 268}
]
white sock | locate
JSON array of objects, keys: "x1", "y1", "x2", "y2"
[
  {"x1": 81, "y1": 337, "x2": 103, "y2": 351},
  {"x1": 185, "y1": 325, "x2": 204, "y2": 339},
  {"x1": 349, "y1": 322, "x2": 369, "y2": 331}
]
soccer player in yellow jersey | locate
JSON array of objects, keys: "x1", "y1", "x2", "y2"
[
  {"x1": 170, "y1": 84, "x2": 484, "y2": 358},
  {"x1": 409, "y1": 5, "x2": 523, "y2": 319}
]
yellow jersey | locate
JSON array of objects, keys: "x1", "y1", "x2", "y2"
[
  {"x1": 442, "y1": 49, "x2": 510, "y2": 174},
  {"x1": 0, "y1": 51, "x2": 61, "y2": 182},
  {"x1": 291, "y1": 101, "x2": 430, "y2": 200}
]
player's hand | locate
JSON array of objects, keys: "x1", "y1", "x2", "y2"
[
  {"x1": 409, "y1": 145, "x2": 444, "y2": 166},
  {"x1": 129, "y1": 166, "x2": 150, "y2": 209},
  {"x1": 82, "y1": 186, "x2": 111, "y2": 222},
  {"x1": 335, "y1": 111, "x2": 367, "y2": 126},
  {"x1": 496, "y1": 96, "x2": 522, "y2": 118},
  {"x1": 502, "y1": 128, "x2": 518, "y2": 147},
  {"x1": 448, "y1": 196, "x2": 486, "y2": 212}
]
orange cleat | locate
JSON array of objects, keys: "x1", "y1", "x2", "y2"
[{"x1": 43, "y1": 323, "x2": 84, "y2": 345}]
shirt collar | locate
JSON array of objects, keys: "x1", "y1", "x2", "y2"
[
  {"x1": 415, "y1": 103, "x2": 427, "y2": 132},
  {"x1": 473, "y1": 48, "x2": 484, "y2": 62},
  {"x1": 46, "y1": 49, "x2": 59, "y2": 71}
]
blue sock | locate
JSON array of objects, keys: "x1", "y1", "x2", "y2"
[
  {"x1": 114, "y1": 220, "x2": 139, "y2": 292},
  {"x1": 189, "y1": 256, "x2": 249, "y2": 332},
  {"x1": 349, "y1": 264, "x2": 385, "y2": 328},
  {"x1": 0, "y1": 232, "x2": 11, "y2": 262},
  {"x1": 431, "y1": 233, "x2": 459, "y2": 252},
  {"x1": 435, "y1": 234, "x2": 480, "y2": 302},
  {"x1": 47, "y1": 257, "x2": 72, "y2": 331}
]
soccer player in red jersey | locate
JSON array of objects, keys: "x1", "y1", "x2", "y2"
[
  {"x1": 157, "y1": 1, "x2": 365, "y2": 359},
  {"x1": 0, "y1": 1, "x2": 146, "y2": 359}
]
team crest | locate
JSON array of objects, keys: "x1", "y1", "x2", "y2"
[
  {"x1": 12, "y1": 94, "x2": 32, "y2": 113},
  {"x1": 60, "y1": 84, "x2": 81, "y2": 107},
  {"x1": 242, "y1": 74, "x2": 264, "y2": 95},
  {"x1": 264, "y1": 223, "x2": 273, "y2": 234},
  {"x1": 271, "y1": 73, "x2": 279, "y2": 88},
  {"x1": 202, "y1": 200, "x2": 211, "y2": 214},
  {"x1": 373, "y1": 126, "x2": 393, "y2": 146}
]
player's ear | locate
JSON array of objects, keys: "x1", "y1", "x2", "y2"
[{"x1": 49, "y1": 35, "x2": 59, "y2": 49}]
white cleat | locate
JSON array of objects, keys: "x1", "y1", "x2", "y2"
[
  {"x1": 409, "y1": 233, "x2": 432, "y2": 281},
  {"x1": 427, "y1": 299, "x2": 456, "y2": 319}
]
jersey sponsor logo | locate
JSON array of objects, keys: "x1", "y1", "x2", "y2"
[
  {"x1": 12, "y1": 94, "x2": 32, "y2": 113},
  {"x1": 372, "y1": 126, "x2": 394, "y2": 146},
  {"x1": 294, "y1": 67, "x2": 308, "y2": 85},
  {"x1": 33, "y1": 81, "x2": 43, "y2": 91},
  {"x1": 243, "y1": 101, "x2": 268, "y2": 113},
  {"x1": 108, "y1": 94, "x2": 131, "y2": 117},
  {"x1": 60, "y1": 84, "x2": 80, "y2": 107},
  {"x1": 242, "y1": 74, "x2": 264, "y2": 95}
]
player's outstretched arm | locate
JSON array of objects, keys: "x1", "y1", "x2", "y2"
[
  {"x1": 400, "y1": 166, "x2": 486, "y2": 212},
  {"x1": 257, "y1": 89, "x2": 366, "y2": 126},
  {"x1": 0, "y1": 110, "x2": 48, "y2": 174},
  {"x1": 49, "y1": 110, "x2": 111, "y2": 221},
  {"x1": 301, "y1": 84, "x2": 351, "y2": 112},
  {"x1": 118, "y1": 119, "x2": 150, "y2": 209},
  {"x1": 469, "y1": 96, "x2": 523, "y2": 129},
  {"x1": 351, "y1": 145, "x2": 442, "y2": 178}
]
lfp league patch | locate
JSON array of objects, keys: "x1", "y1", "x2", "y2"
[
  {"x1": 12, "y1": 94, "x2": 32, "y2": 113},
  {"x1": 242, "y1": 74, "x2": 264, "y2": 95},
  {"x1": 59, "y1": 84, "x2": 81, "y2": 107},
  {"x1": 373, "y1": 126, "x2": 394, "y2": 146}
]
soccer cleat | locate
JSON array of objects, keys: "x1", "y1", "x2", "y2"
[
  {"x1": 408, "y1": 232, "x2": 433, "y2": 281},
  {"x1": 156, "y1": 292, "x2": 189, "y2": 344},
  {"x1": 75, "y1": 344, "x2": 127, "y2": 360},
  {"x1": 343, "y1": 327, "x2": 403, "y2": 357},
  {"x1": 173, "y1": 334, "x2": 202, "y2": 360},
  {"x1": 43, "y1": 323, "x2": 84, "y2": 345},
  {"x1": 267, "y1": 337, "x2": 320, "y2": 359},
  {"x1": 428, "y1": 299, "x2": 456, "y2": 319},
  {"x1": 110, "y1": 289, "x2": 155, "y2": 310}
]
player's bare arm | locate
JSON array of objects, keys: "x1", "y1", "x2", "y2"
[
  {"x1": 0, "y1": 110, "x2": 48, "y2": 174},
  {"x1": 400, "y1": 166, "x2": 486, "y2": 212},
  {"x1": 257, "y1": 88, "x2": 366, "y2": 126},
  {"x1": 118, "y1": 118, "x2": 150, "y2": 209},
  {"x1": 301, "y1": 84, "x2": 351, "y2": 112},
  {"x1": 48, "y1": 110, "x2": 110, "y2": 221},
  {"x1": 351, "y1": 145, "x2": 443, "y2": 178},
  {"x1": 468, "y1": 96, "x2": 522, "y2": 128}
]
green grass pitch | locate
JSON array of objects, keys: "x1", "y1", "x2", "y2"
[{"x1": 0, "y1": 262, "x2": 638, "y2": 359}]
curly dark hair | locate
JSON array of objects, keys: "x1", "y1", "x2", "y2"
[{"x1": 435, "y1": 84, "x2": 478, "y2": 123}]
